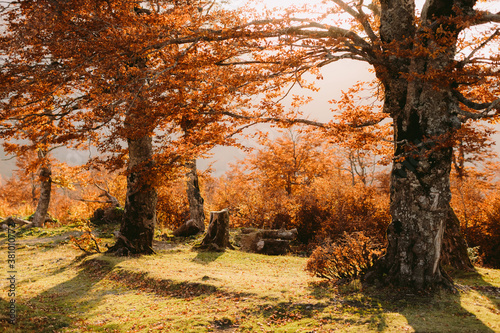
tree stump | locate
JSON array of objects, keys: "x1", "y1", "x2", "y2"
[
  {"x1": 197, "y1": 209, "x2": 233, "y2": 251},
  {"x1": 240, "y1": 228, "x2": 297, "y2": 255}
]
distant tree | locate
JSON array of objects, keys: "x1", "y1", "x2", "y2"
[{"x1": 247, "y1": 130, "x2": 331, "y2": 196}]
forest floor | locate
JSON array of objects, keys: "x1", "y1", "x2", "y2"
[{"x1": 0, "y1": 224, "x2": 499, "y2": 332}]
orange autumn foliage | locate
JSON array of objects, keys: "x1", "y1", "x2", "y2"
[
  {"x1": 207, "y1": 129, "x2": 391, "y2": 247},
  {"x1": 450, "y1": 166, "x2": 500, "y2": 268},
  {"x1": 305, "y1": 232, "x2": 383, "y2": 282}
]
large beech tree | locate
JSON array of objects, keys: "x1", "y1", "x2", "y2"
[
  {"x1": 0, "y1": 0, "x2": 301, "y2": 254},
  {"x1": 240, "y1": 0, "x2": 500, "y2": 289}
]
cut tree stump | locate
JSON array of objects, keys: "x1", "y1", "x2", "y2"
[
  {"x1": 240, "y1": 228, "x2": 297, "y2": 255},
  {"x1": 196, "y1": 209, "x2": 233, "y2": 251}
]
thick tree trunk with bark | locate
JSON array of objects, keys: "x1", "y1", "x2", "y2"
[
  {"x1": 107, "y1": 135, "x2": 157, "y2": 256},
  {"x1": 173, "y1": 159, "x2": 205, "y2": 237},
  {"x1": 32, "y1": 159, "x2": 52, "y2": 228},
  {"x1": 365, "y1": 0, "x2": 477, "y2": 290}
]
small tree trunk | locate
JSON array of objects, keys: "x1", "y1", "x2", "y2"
[
  {"x1": 107, "y1": 135, "x2": 157, "y2": 256},
  {"x1": 32, "y1": 163, "x2": 51, "y2": 228},
  {"x1": 173, "y1": 159, "x2": 205, "y2": 237},
  {"x1": 198, "y1": 209, "x2": 233, "y2": 251},
  {"x1": 186, "y1": 159, "x2": 205, "y2": 231}
]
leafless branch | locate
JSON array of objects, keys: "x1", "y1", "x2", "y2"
[
  {"x1": 471, "y1": 10, "x2": 500, "y2": 26},
  {"x1": 203, "y1": 109, "x2": 386, "y2": 129},
  {"x1": 458, "y1": 29, "x2": 500, "y2": 67}
]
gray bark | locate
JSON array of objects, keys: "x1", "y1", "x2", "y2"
[
  {"x1": 186, "y1": 159, "x2": 205, "y2": 232},
  {"x1": 32, "y1": 152, "x2": 52, "y2": 228},
  {"x1": 441, "y1": 206, "x2": 474, "y2": 271},
  {"x1": 173, "y1": 159, "x2": 205, "y2": 237},
  {"x1": 107, "y1": 134, "x2": 157, "y2": 255},
  {"x1": 240, "y1": 228, "x2": 298, "y2": 255},
  {"x1": 366, "y1": 0, "x2": 476, "y2": 290},
  {"x1": 2, "y1": 216, "x2": 32, "y2": 228}
]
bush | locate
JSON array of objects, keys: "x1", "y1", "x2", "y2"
[
  {"x1": 156, "y1": 180, "x2": 189, "y2": 230},
  {"x1": 299, "y1": 185, "x2": 390, "y2": 247},
  {"x1": 469, "y1": 194, "x2": 500, "y2": 268},
  {"x1": 305, "y1": 232, "x2": 383, "y2": 282}
]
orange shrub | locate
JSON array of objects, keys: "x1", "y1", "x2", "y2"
[
  {"x1": 450, "y1": 167, "x2": 500, "y2": 268},
  {"x1": 295, "y1": 184, "x2": 390, "y2": 246},
  {"x1": 463, "y1": 192, "x2": 500, "y2": 268},
  {"x1": 156, "y1": 179, "x2": 189, "y2": 230},
  {"x1": 305, "y1": 232, "x2": 383, "y2": 281},
  {"x1": 207, "y1": 164, "x2": 390, "y2": 248}
]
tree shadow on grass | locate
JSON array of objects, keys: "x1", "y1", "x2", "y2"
[
  {"x1": 364, "y1": 269, "x2": 499, "y2": 333},
  {"x1": 2, "y1": 250, "x2": 259, "y2": 333},
  {"x1": 451, "y1": 268, "x2": 500, "y2": 310},
  {"x1": 106, "y1": 266, "x2": 255, "y2": 300},
  {"x1": 304, "y1": 272, "x2": 499, "y2": 332},
  {"x1": 191, "y1": 249, "x2": 225, "y2": 265},
  {"x1": 0, "y1": 255, "x2": 126, "y2": 333},
  {"x1": 381, "y1": 289, "x2": 496, "y2": 332}
]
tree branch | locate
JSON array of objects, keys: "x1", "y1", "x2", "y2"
[
  {"x1": 332, "y1": 0, "x2": 379, "y2": 44},
  {"x1": 471, "y1": 10, "x2": 500, "y2": 26},
  {"x1": 458, "y1": 29, "x2": 500, "y2": 67},
  {"x1": 452, "y1": 89, "x2": 496, "y2": 110},
  {"x1": 451, "y1": 91, "x2": 500, "y2": 120},
  {"x1": 202, "y1": 109, "x2": 385, "y2": 129}
]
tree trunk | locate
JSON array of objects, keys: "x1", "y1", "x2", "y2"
[
  {"x1": 173, "y1": 159, "x2": 205, "y2": 237},
  {"x1": 364, "y1": 0, "x2": 476, "y2": 291},
  {"x1": 31, "y1": 160, "x2": 51, "y2": 228},
  {"x1": 441, "y1": 206, "x2": 474, "y2": 271},
  {"x1": 197, "y1": 209, "x2": 233, "y2": 251},
  {"x1": 380, "y1": 141, "x2": 453, "y2": 289},
  {"x1": 107, "y1": 135, "x2": 157, "y2": 256},
  {"x1": 186, "y1": 159, "x2": 205, "y2": 230}
]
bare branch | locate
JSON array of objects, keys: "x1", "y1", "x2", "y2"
[
  {"x1": 202, "y1": 109, "x2": 386, "y2": 129},
  {"x1": 471, "y1": 10, "x2": 500, "y2": 26},
  {"x1": 458, "y1": 29, "x2": 500, "y2": 67},
  {"x1": 332, "y1": 0, "x2": 379, "y2": 44}
]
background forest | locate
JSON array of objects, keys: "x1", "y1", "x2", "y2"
[{"x1": 1, "y1": 123, "x2": 500, "y2": 269}]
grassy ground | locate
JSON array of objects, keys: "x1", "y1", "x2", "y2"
[{"x1": 0, "y1": 226, "x2": 499, "y2": 332}]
